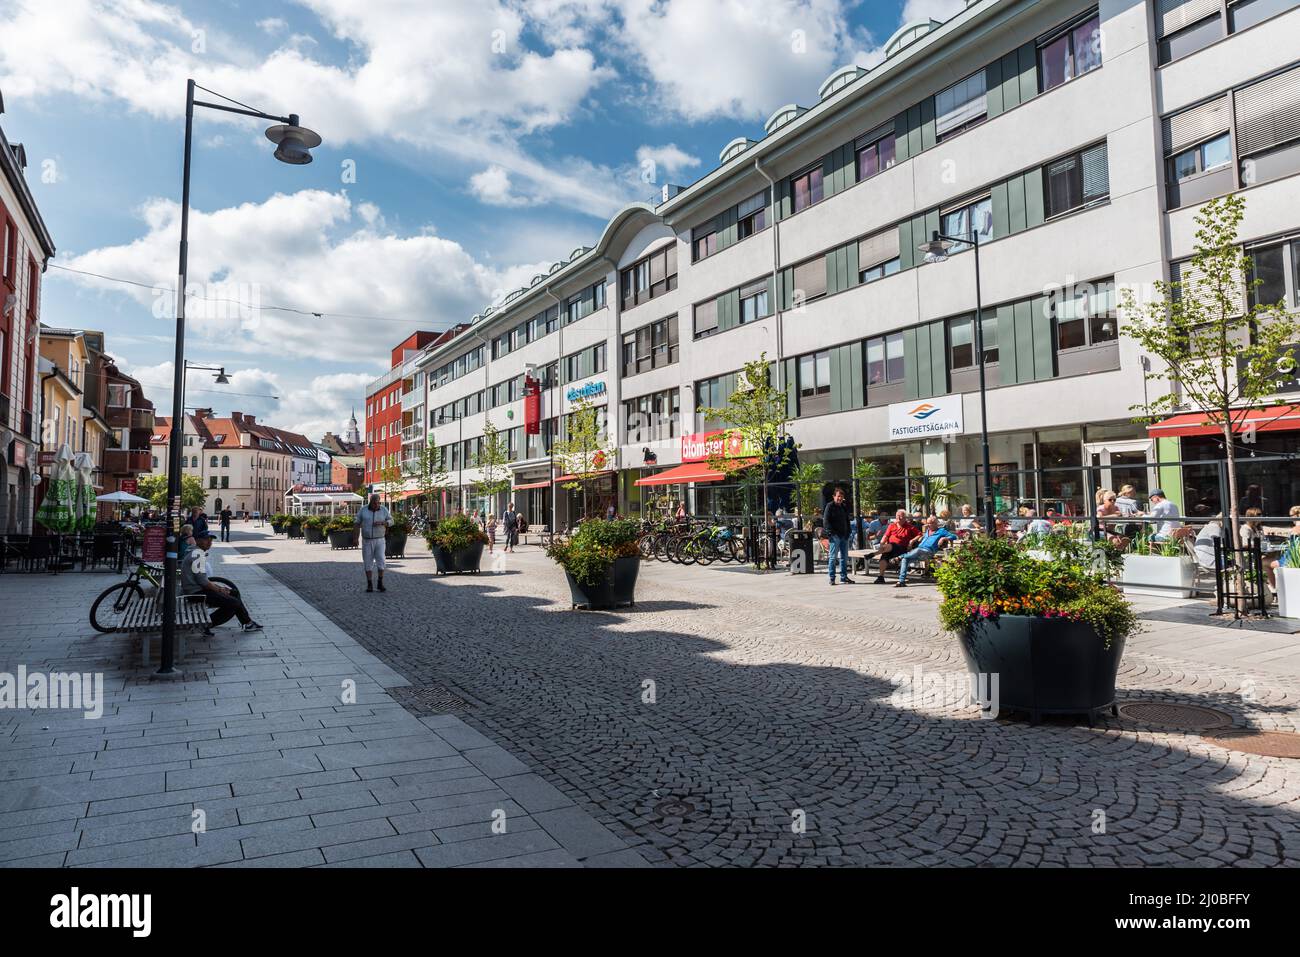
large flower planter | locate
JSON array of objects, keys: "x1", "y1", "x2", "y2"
[
  {"x1": 270, "y1": 522, "x2": 284, "y2": 535},
  {"x1": 431, "y1": 541, "x2": 484, "y2": 574},
  {"x1": 304, "y1": 525, "x2": 325, "y2": 544},
  {"x1": 327, "y1": 528, "x2": 359, "y2": 550},
  {"x1": 1277, "y1": 565, "x2": 1300, "y2": 620},
  {"x1": 385, "y1": 529, "x2": 409, "y2": 558},
  {"x1": 564, "y1": 555, "x2": 640, "y2": 610},
  {"x1": 958, "y1": 615, "x2": 1126, "y2": 723},
  {"x1": 1121, "y1": 555, "x2": 1195, "y2": 598},
  {"x1": 286, "y1": 523, "x2": 304, "y2": 539}
]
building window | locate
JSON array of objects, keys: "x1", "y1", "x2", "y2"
[
  {"x1": 855, "y1": 126, "x2": 896, "y2": 181},
  {"x1": 792, "y1": 256, "x2": 827, "y2": 304},
  {"x1": 693, "y1": 226, "x2": 716, "y2": 262},
  {"x1": 565, "y1": 281, "x2": 606, "y2": 325},
  {"x1": 866, "y1": 333, "x2": 905, "y2": 385},
  {"x1": 1038, "y1": 11, "x2": 1102, "y2": 92},
  {"x1": 209, "y1": 476, "x2": 218, "y2": 489},
  {"x1": 935, "y1": 70, "x2": 987, "y2": 140},
  {"x1": 948, "y1": 314, "x2": 1000, "y2": 369},
  {"x1": 209, "y1": 455, "x2": 218, "y2": 468},
  {"x1": 790, "y1": 165, "x2": 823, "y2": 214},
  {"x1": 623, "y1": 315, "x2": 680, "y2": 373},
  {"x1": 152, "y1": 456, "x2": 158, "y2": 469},
  {"x1": 736, "y1": 191, "x2": 767, "y2": 239},
  {"x1": 738, "y1": 279, "x2": 770, "y2": 325},
  {"x1": 1231, "y1": 0, "x2": 1299, "y2": 30},
  {"x1": 693, "y1": 299, "x2": 718, "y2": 339},
  {"x1": 940, "y1": 196, "x2": 994, "y2": 252},
  {"x1": 1247, "y1": 238, "x2": 1300, "y2": 309},
  {"x1": 620, "y1": 246, "x2": 677, "y2": 309},
  {"x1": 858, "y1": 229, "x2": 901, "y2": 283},
  {"x1": 623, "y1": 388, "x2": 680, "y2": 444},
  {"x1": 221, "y1": 476, "x2": 229, "y2": 489},
  {"x1": 797, "y1": 350, "x2": 832, "y2": 417},
  {"x1": 1054, "y1": 280, "x2": 1119, "y2": 351},
  {"x1": 1171, "y1": 132, "x2": 1232, "y2": 184},
  {"x1": 1044, "y1": 142, "x2": 1110, "y2": 217}
]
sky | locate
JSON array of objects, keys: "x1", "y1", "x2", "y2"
[{"x1": 0, "y1": 0, "x2": 967, "y2": 441}]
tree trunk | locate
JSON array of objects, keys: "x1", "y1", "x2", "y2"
[{"x1": 1223, "y1": 419, "x2": 1249, "y2": 614}]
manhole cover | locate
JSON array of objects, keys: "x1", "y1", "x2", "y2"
[
  {"x1": 1116, "y1": 701, "x2": 1233, "y2": 730},
  {"x1": 653, "y1": 799, "x2": 696, "y2": 820},
  {"x1": 389, "y1": 684, "x2": 475, "y2": 716},
  {"x1": 1202, "y1": 730, "x2": 1300, "y2": 758}
]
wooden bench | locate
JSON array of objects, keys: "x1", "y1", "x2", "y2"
[{"x1": 115, "y1": 592, "x2": 212, "y2": 665}]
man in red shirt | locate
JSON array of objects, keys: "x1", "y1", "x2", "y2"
[{"x1": 874, "y1": 509, "x2": 920, "y2": 584}]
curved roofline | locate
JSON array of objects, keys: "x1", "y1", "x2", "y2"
[
  {"x1": 764, "y1": 104, "x2": 806, "y2": 134},
  {"x1": 884, "y1": 18, "x2": 942, "y2": 58}
]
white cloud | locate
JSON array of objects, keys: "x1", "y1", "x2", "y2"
[
  {"x1": 257, "y1": 17, "x2": 288, "y2": 35},
  {"x1": 468, "y1": 165, "x2": 533, "y2": 207},
  {"x1": 635, "y1": 143, "x2": 702, "y2": 181}
]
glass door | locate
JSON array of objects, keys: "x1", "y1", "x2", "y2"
[{"x1": 1085, "y1": 440, "x2": 1157, "y2": 504}]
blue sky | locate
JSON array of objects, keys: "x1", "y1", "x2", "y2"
[{"x1": 1, "y1": 0, "x2": 965, "y2": 438}]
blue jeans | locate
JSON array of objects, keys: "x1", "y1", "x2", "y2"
[
  {"x1": 898, "y1": 546, "x2": 935, "y2": 582},
  {"x1": 827, "y1": 535, "x2": 849, "y2": 581}
]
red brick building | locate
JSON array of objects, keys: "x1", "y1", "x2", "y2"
[{"x1": 363, "y1": 331, "x2": 444, "y2": 489}]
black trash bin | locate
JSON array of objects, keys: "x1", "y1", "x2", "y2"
[{"x1": 787, "y1": 529, "x2": 814, "y2": 574}]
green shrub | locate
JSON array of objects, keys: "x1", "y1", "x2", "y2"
[
  {"x1": 546, "y1": 518, "x2": 641, "y2": 586},
  {"x1": 326, "y1": 515, "x2": 356, "y2": 533},
  {"x1": 302, "y1": 515, "x2": 325, "y2": 529},
  {"x1": 427, "y1": 514, "x2": 488, "y2": 553},
  {"x1": 388, "y1": 511, "x2": 410, "y2": 529},
  {"x1": 934, "y1": 535, "x2": 1139, "y2": 648}
]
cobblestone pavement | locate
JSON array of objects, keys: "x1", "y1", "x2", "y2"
[{"x1": 244, "y1": 529, "x2": 1300, "y2": 867}]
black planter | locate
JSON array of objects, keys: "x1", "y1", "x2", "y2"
[
  {"x1": 564, "y1": 554, "x2": 640, "y2": 610},
  {"x1": 958, "y1": 615, "x2": 1126, "y2": 723},
  {"x1": 304, "y1": 525, "x2": 325, "y2": 543},
  {"x1": 385, "y1": 528, "x2": 409, "y2": 558},
  {"x1": 327, "y1": 528, "x2": 359, "y2": 549},
  {"x1": 430, "y1": 541, "x2": 484, "y2": 574},
  {"x1": 286, "y1": 523, "x2": 304, "y2": 539},
  {"x1": 270, "y1": 522, "x2": 284, "y2": 534}
]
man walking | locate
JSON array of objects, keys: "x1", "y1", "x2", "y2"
[
  {"x1": 219, "y1": 505, "x2": 233, "y2": 542},
  {"x1": 822, "y1": 486, "x2": 855, "y2": 586},
  {"x1": 183, "y1": 532, "x2": 262, "y2": 633},
  {"x1": 355, "y1": 493, "x2": 391, "y2": 592}
]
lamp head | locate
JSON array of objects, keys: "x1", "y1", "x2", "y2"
[
  {"x1": 265, "y1": 116, "x2": 321, "y2": 165},
  {"x1": 918, "y1": 230, "x2": 954, "y2": 264},
  {"x1": 214, "y1": 367, "x2": 230, "y2": 385}
]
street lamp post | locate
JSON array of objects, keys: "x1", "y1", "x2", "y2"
[
  {"x1": 917, "y1": 229, "x2": 996, "y2": 537},
  {"x1": 160, "y1": 79, "x2": 320, "y2": 676}
]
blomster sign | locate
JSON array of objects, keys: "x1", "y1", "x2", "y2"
[
  {"x1": 681, "y1": 429, "x2": 758, "y2": 463},
  {"x1": 887, "y1": 398, "x2": 965, "y2": 440}
]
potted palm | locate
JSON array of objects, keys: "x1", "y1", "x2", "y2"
[
  {"x1": 936, "y1": 535, "x2": 1138, "y2": 723},
  {"x1": 426, "y1": 514, "x2": 487, "y2": 574},
  {"x1": 302, "y1": 515, "x2": 326, "y2": 543},
  {"x1": 547, "y1": 518, "x2": 641, "y2": 610},
  {"x1": 385, "y1": 511, "x2": 410, "y2": 558},
  {"x1": 326, "y1": 515, "x2": 359, "y2": 549},
  {"x1": 1121, "y1": 528, "x2": 1195, "y2": 598}
]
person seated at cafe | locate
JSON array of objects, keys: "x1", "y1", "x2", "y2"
[
  {"x1": 1096, "y1": 490, "x2": 1129, "y2": 550},
  {"x1": 873, "y1": 509, "x2": 920, "y2": 584},
  {"x1": 177, "y1": 523, "x2": 194, "y2": 569},
  {"x1": 854, "y1": 509, "x2": 884, "y2": 548},
  {"x1": 1265, "y1": 505, "x2": 1300, "y2": 592},
  {"x1": 1147, "y1": 489, "x2": 1183, "y2": 544},
  {"x1": 773, "y1": 509, "x2": 795, "y2": 543},
  {"x1": 1193, "y1": 515, "x2": 1224, "y2": 571},
  {"x1": 1019, "y1": 508, "x2": 1053, "y2": 540},
  {"x1": 955, "y1": 504, "x2": 981, "y2": 536},
  {"x1": 895, "y1": 516, "x2": 958, "y2": 587}
]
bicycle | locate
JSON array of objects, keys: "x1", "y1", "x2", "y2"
[{"x1": 90, "y1": 558, "x2": 239, "y2": 633}]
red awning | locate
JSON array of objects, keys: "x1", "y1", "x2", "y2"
[
  {"x1": 634, "y1": 459, "x2": 758, "y2": 486},
  {"x1": 1147, "y1": 405, "x2": 1300, "y2": 438},
  {"x1": 512, "y1": 480, "x2": 550, "y2": 491},
  {"x1": 555, "y1": 470, "x2": 615, "y2": 483}
]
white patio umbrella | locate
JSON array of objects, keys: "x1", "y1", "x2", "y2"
[{"x1": 95, "y1": 490, "x2": 152, "y2": 504}]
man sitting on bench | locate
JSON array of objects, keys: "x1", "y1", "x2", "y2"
[
  {"x1": 183, "y1": 532, "x2": 262, "y2": 634},
  {"x1": 895, "y1": 516, "x2": 957, "y2": 588},
  {"x1": 874, "y1": 510, "x2": 920, "y2": 584}
]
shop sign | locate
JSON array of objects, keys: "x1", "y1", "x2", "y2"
[
  {"x1": 565, "y1": 379, "x2": 607, "y2": 403},
  {"x1": 1242, "y1": 344, "x2": 1300, "y2": 395},
  {"x1": 524, "y1": 376, "x2": 541, "y2": 435},
  {"x1": 120, "y1": 479, "x2": 138, "y2": 494},
  {"x1": 887, "y1": 398, "x2": 965, "y2": 441},
  {"x1": 681, "y1": 429, "x2": 757, "y2": 463},
  {"x1": 141, "y1": 527, "x2": 166, "y2": 563},
  {"x1": 299, "y1": 484, "x2": 348, "y2": 493}
]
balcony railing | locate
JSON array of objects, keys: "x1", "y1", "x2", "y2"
[
  {"x1": 103, "y1": 449, "x2": 152, "y2": 474},
  {"x1": 401, "y1": 424, "x2": 425, "y2": 443},
  {"x1": 105, "y1": 406, "x2": 156, "y2": 430},
  {"x1": 401, "y1": 389, "x2": 425, "y2": 411}
]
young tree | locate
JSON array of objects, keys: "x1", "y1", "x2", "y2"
[
  {"x1": 408, "y1": 444, "x2": 450, "y2": 517},
  {"x1": 552, "y1": 396, "x2": 611, "y2": 521},
  {"x1": 138, "y1": 472, "x2": 206, "y2": 510},
  {"x1": 473, "y1": 418, "x2": 512, "y2": 511},
  {"x1": 697, "y1": 352, "x2": 794, "y2": 531},
  {"x1": 378, "y1": 464, "x2": 405, "y2": 506},
  {"x1": 1121, "y1": 194, "x2": 1298, "y2": 606}
]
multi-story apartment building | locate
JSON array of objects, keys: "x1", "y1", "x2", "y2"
[
  {"x1": 364, "y1": 329, "x2": 462, "y2": 492},
  {"x1": 151, "y1": 409, "x2": 316, "y2": 516},
  {"x1": 410, "y1": 0, "x2": 1300, "y2": 529},
  {"x1": 1, "y1": 117, "x2": 56, "y2": 535}
]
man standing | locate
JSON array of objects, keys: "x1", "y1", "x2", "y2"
[
  {"x1": 355, "y1": 493, "x2": 391, "y2": 592},
  {"x1": 822, "y1": 486, "x2": 855, "y2": 586},
  {"x1": 183, "y1": 532, "x2": 262, "y2": 633},
  {"x1": 503, "y1": 501, "x2": 519, "y2": 553},
  {"x1": 219, "y1": 505, "x2": 233, "y2": 543}
]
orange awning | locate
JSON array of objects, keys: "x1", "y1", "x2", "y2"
[
  {"x1": 512, "y1": 480, "x2": 550, "y2": 490},
  {"x1": 1147, "y1": 405, "x2": 1300, "y2": 438},
  {"x1": 634, "y1": 459, "x2": 758, "y2": 486}
]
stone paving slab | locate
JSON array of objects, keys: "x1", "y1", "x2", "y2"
[{"x1": 0, "y1": 538, "x2": 646, "y2": 868}]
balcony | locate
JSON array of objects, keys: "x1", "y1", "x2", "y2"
[
  {"x1": 401, "y1": 424, "x2": 425, "y2": 444},
  {"x1": 105, "y1": 406, "x2": 156, "y2": 430},
  {"x1": 401, "y1": 389, "x2": 425, "y2": 412},
  {"x1": 103, "y1": 449, "x2": 152, "y2": 475}
]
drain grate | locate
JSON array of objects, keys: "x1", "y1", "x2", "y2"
[
  {"x1": 1202, "y1": 730, "x2": 1300, "y2": 758},
  {"x1": 1116, "y1": 701, "x2": 1233, "y2": 731},
  {"x1": 388, "y1": 684, "x2": 475, "y2": 716},
  {"x1": 653, "y1": 799, "x2": 696, "y2": 820}
]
